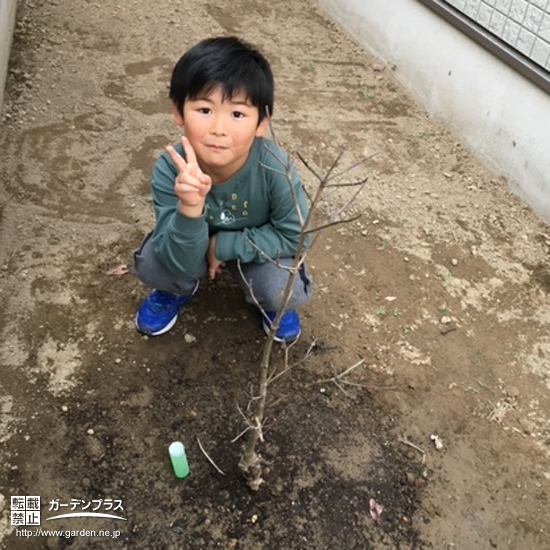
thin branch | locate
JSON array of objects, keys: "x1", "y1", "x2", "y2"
[
  {"x1": 231, "y1": 426, "x2": 251, "y2": 444},
  {"x1": 305, "y1": 213, "x2": 362, "y2": 234},
  {"x1": 325, "y1": 150, "x2": 383, "y2": 183},
  {"x1": 296, "y1": 149, "x2": 345, "y2": 187},
  {"x1": 398, "y1": 438, "x2": 427, "y2": 465},
  {"x1": 236, "y1": 259, "x2": 290, "y2": 329},
  {"x1": 260, "y1": 162, "x2": 289, "y2": 178},
  {"x1": 335, "y1": 358, "x2": 366, "y2": 379},
  {"x1": 254, "y1": 416, "x2": 265, "y2": 443},
  {"x1": 269, "y1": 381, "x2": 399, "y2": 408},
  {"x1": 236, "y1": 402, "x2": 257, "y2": 425},
  {"x1": 268, "y1": 339, "x2": 317, "y2": 385},
  {"x1": 324, "y1": 178, "x2": 369, "y2": 188},
  {"x1": 301, "y1": 182, "x2": 314, "y2": 207},
  {"x1": 339, "y1": 380, "x2": 376, "y2": 388},
  {"x1": 197, "y1": 437, "x2": 226, "y2": 476},
  {"x1": 314, "y1": 359, "x2": 366, "y2": 387},
  {"x1": 333, "y1": 379, "x2": 352, "y2": 396},
  {"x1": 322, "y1": 150, "x2": 346, "y2": 184},
  {"x1": 328, "y1": 178, "x2": 369, "y2": 222},
  {"x1": 294, "y1": 150, "x2": 322, "y2": 182},
  {"x1": 266, "y1": 111, "x2": 283, "y2": 160},
  {"x1": 243, "y1": 239, "x2": 298, "y2": 272},
  {"x1": 263, "y1": 137, "x2": 306, "y2": 226}
]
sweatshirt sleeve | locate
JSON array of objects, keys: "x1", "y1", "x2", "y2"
[
  {"x1": 150, "y1": 149, "x2": 209, "y2": 276},
  {"x1": 214, "y1": 147, "x2": 309, "y2": 263}
]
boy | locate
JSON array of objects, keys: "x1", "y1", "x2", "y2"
[{"x1": 133, "y1": 36, "x2": 311, "y2": 343}]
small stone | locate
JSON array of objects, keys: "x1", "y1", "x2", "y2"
[
  {"x1": 439, "y1": 324, "x2": 457, "y2": 335},
  {"x1": 184, "y1": 334, "x2": 196, "y2": 343},
  {"x1": 61, "y1": 405, "x2": 68, "y2": 412},
  {"x1": 441, "y1": 316, "x2": 452, "y2": 324},
  {"x1": 451, "y1": 258, "x2": 458, "y2": 266},
  {"x1": 87, "y1": 428, "x2": 95, "y2": 435},
  {"x1": 115, "y1": 358, "x2": 121, "y2": 364},
  {"x1": 430, "y1": 434, "x2": 444, "y2": 450}
]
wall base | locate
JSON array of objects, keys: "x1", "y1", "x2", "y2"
[
  {"x1": 0, "y1": 0, "x2": 18, "y2": 110},
  {"x1": 316, "y1": 0, "x2": 550, "y2": 223}
]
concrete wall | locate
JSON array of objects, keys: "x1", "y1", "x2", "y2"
[
  {"x1": 316, "y1": 0, "x2": 550, "y2": 223},
  {"x1": 0, "y1": 0, "x2": 18, "y2": 110}
]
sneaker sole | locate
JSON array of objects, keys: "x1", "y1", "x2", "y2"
[
  {"x1": 135, "y1": 281, "x2": 199, "y2": 337},
  {"x1": 262, "y1": 319, "x2": 301, "y2": 343},
  {"x1": 135, "y1": 312, "x2": 179, "y2": 337}
]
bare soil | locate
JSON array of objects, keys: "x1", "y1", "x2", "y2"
[{"x1": 2, "y1": 0, "x2": 550, "y2": 548}]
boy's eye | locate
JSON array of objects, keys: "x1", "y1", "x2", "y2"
[
  {"x1": 232, "y1": 111, "x2": 245, "y2": 119},
  {"x1": 198, "y1": 107, "x2": 211, "y2": 114}
]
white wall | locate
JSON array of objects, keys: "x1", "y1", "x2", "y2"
[
  {"x1": 316, "y1": 0, "x2": 550, "y2": 223},
  {"x1": 0, "y1": 0, "x2": 18, "y2": 110}
]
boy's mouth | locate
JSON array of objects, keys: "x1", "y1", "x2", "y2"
[{"x1": 205, "y1": 144, "x2": 228, "y2": 152}]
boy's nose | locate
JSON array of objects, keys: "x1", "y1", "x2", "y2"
[{"x1": 210, "y1": 114, "x2": 227, "y2": 136}]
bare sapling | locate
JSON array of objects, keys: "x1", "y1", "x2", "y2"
[{"x1": 237, "y1": 124, "x2": 379, "y2": 491}]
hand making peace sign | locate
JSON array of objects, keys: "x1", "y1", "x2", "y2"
[{"x1": 166, "y1": 136, "x2": 212, "y2": 210}]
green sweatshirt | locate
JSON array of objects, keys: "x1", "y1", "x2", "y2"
[{"x1": 150, "y1": 137, "x2": 309, "y2": 276}]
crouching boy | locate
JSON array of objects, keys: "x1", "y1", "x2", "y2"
[{"x1": 133, "y1": 36, "x2": 311, "y2": 343}]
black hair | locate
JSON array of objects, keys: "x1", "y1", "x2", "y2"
[{"x1": 169, "y1": 36, "x2": 274, "y2": 124}]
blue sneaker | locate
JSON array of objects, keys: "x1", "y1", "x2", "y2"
[
  {"x1": 262, "y1": 310, "x2": 301, "y2": 343},
  {"x1": 135, "y1": 283, "x2": 198, "y2": 336}
]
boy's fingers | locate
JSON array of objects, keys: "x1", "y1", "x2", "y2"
[
  {"x1": 166, "y1": 145, "x2": 188, "y2": 173},
  {"x1": 175, "y1": 174, "x2": 209, "y2": 192},
  {"x1": 175, "y1": 184, "x2": 209, "y2": 199},
  {"x1": 181, "y1": 136, "x2": 198, "y2": 167},
  {"x1": 199, "y1": 174, "x2": 212, "y2": 186}
]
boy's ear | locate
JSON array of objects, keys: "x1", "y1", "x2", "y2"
[
  {"x1": 255, "y1": 117, "x2": 269, "y2": 137},
  {"x1": 171, "y1": 103, "x2": 184, "y2": 127}
]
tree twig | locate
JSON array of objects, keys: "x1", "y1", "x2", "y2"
[
  {"x1": 197, "y1": 437, "x2": 226, "y2": 476},
  {"x1": 398, "y1": 438, "x2": 427, "y2": 465},
  {"x1": 237, "y1": 124, "x2": 379, "y2": 490}
]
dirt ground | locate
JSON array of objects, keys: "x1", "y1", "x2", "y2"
[{"x1": 2, "y1": 0, "x2": 550, "y2": 548}]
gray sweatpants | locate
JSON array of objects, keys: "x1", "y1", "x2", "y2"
[{"x1": 132, "y1": 232, "x2": 312, "y2": 311}]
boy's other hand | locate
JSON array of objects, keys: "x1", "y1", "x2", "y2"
[
  {"x1": 207, "y1": 235, "x2": 225, "y2": 280},
  {"x1": 167, "y1": 136, "x2": 212, "y2": 212}
]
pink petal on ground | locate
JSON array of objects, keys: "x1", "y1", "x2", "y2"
[
  {"x1": 371, "y1": 63, "x2": 386, "y2": 72},
  {"x1": 369, "y1": 498, "x2": 384, "y2": 522},
  {"x1": 106, "y1": 264, "x2": 129, "y2": 276}
]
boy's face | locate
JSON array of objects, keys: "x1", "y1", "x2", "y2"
[{"x1": 173, "y1": 86, "x2": 268, "y2": 183}]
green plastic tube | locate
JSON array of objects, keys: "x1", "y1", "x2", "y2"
[{"x1": 169, "y1": 441, "x2": 190, "y2": 478}]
